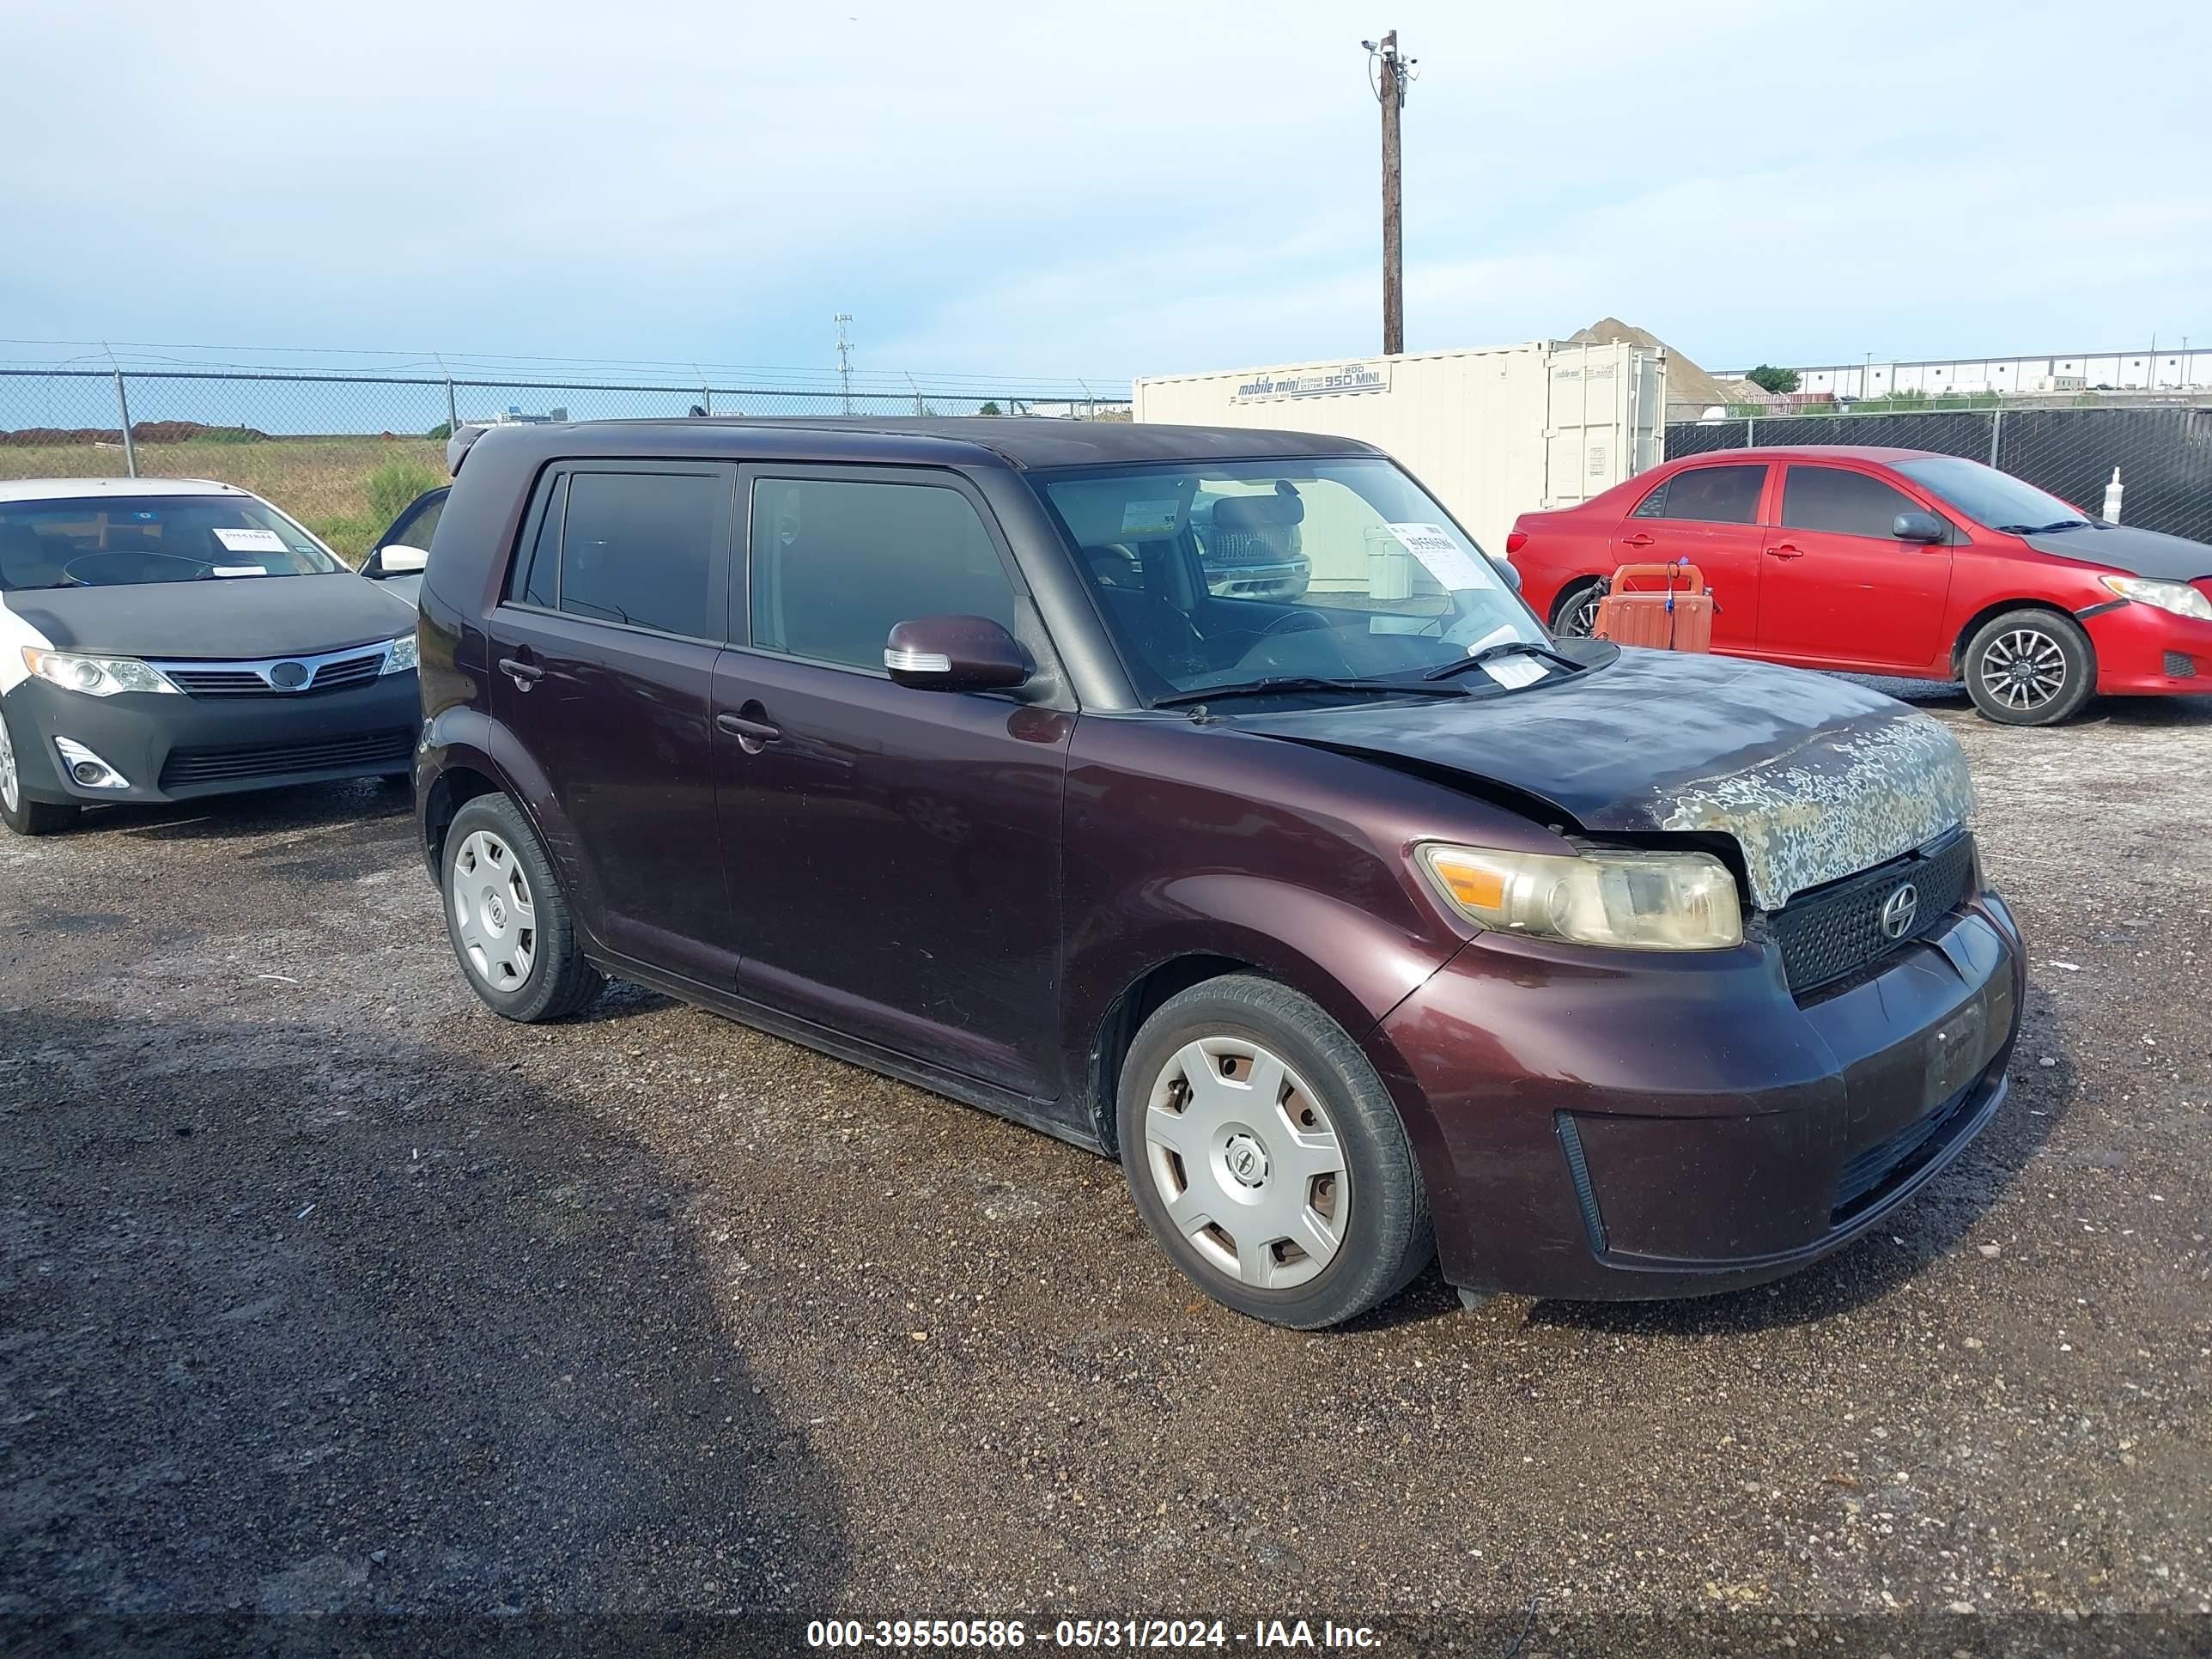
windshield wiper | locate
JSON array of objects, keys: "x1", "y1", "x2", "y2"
[
  {"x1": 1154, "y1": 676, "x2": 1468, "y2": 708},
  {"x1": 1996, "y1": 519, "x2": 2094, "y2": 534},
  {"x1": 1423, "y1": 639, "x2": 1588, "y2": 682}
]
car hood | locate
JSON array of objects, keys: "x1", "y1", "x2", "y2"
[
  {"x1": 1231, "y1": 650, "x2": 1977, "y2": 912},
  {"x1": 2023, "y1": 521, "x2": 2212, "y2": 582},
  {"x1": 4, "y1": 573, "x2": 416, "y2": 659}
]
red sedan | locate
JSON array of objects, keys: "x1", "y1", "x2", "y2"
[{"x1": 1507, "y1": 445, "x2": 2212, "y2": 725}]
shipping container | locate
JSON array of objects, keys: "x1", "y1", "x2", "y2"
[{"x1": 1133, "y1": 339, "x2": 1666, "y2": 557}]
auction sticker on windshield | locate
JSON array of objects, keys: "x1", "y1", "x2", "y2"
[
  {"x1": 1120, "y1": 499, "x2": 1181, "y2": 538},
  {"x1": 1386, "y1": 522, "x2": 1495, "y2": 591},
  {"x1": 212, "y1": 526, "x2": 289, "y2": 554}
]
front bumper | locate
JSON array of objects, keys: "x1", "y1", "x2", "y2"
[
  {"x1": 2, "y1": 672, "x2": 418, "y2": 806},
  {"x1": 2082, "y1": 600, "x2": 2212, "y2": 694},
  {"x1": 1376, "y1": 888, "x2": 2026, "y2": 1301}
]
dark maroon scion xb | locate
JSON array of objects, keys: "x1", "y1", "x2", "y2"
[{"x1": 413, "y1": 418, "x2": 2024, "y2": 1328}]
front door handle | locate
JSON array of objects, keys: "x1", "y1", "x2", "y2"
[
  {"x1": 1620, "y1": 532, "x2": 1656, "y2": 548},
  {"x1": 497, "y1": 656, "x2": 543, "y2": 690},
  {"x1": 716, "y1": 711, "x2": 783, "y2": 754},
  {"x1": 1765, "y1": 543, "x2": 1807, "y2": 560}
]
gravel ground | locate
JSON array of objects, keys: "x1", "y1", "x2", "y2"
[{"x1": 2, "y1": 685, "x2": 2208, "y2": 1651}]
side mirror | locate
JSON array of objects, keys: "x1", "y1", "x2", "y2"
[
  {"x1": 374, "y1": 544, "x2": 430, "y2": 574},
  {"x1": 884, "y1": 615, "x2": 1030, "y2": 692},
  {"x1": 1488, "y1": 556, "x2": 1523, "y2": 592},
  {"x1": 1893, "y1": 512, "x2": 1947, "y2": 544}
]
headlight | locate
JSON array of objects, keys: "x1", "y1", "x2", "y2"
[
  {"x1": 381, "y1": 632, "x2": 419, "y2": 674},
  {"x1": 2100, "y1": 574, "x2": 2212, "y2": 620},
  {"x1": 1417, "y1": 842, "x2": 1743, "y2": 951},
  {"x1": 21, "y1": 647, "x2": 180, "y2": 696}
]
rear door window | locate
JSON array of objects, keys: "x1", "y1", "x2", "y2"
[
  {"x1": 747, "y1": 474, "x2": 1017, "y2": 672},
  {"x1": 550, "y1": 471, "x2": 723, "y2": 637},
  {"x1": 1631, "y1": 465, "x2": 1766, "y2": 525},
  {"x1": 1781, "y1": 466, "x2": 1921, "y2": 539}
]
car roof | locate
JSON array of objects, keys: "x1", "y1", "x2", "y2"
[
  {"x1": 0, "y1": 476, "x2": 252, "y2": 503},
  {"x1": 468, "y1": 416, "x2": 1386, "y2": 472},
  {"x1": 1673, "y1": 444, "x2": 1941, "y2": 465}
]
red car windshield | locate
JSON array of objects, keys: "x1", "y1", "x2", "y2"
[{"x1": 1893, "y1": 457, "x2": 2092, "y2": 532}]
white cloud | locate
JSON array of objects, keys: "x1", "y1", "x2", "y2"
[{"x1": 2, "y1": 0, "x2": 2205, "y2": 376}]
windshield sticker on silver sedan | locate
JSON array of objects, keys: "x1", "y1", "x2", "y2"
[{"x1": 211, "y1": 526, "x2": 288, "y2": 554}]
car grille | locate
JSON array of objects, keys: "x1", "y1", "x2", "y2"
[
  {"x1": 1832, "y1": 1079, "x2": 1982, "y2": 1222},
  {"x1": 159, "y1": 730, "x2": 412, "y2": 789},
  {"x1": 2163, "y1": 650, "x2": 2196, "y2": 679},
  {"x1": 1769, "y1": 832, "x2": 1976, "y2": 998},
  {"x1": 161, "y1": 648, "x2": 392, "y2": 697}
]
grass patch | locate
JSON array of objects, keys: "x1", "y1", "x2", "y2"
[
  {"x1": 365, "y1": 455, "x2": 447, "y2": 528},
  {"x1": 0, "y1": 435, "x2": 447, "y2": 564}
]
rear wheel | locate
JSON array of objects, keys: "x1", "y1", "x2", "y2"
[
  {"x1": 1116, "y1": 975, "x2": 1431, "y2": 1328},
  {"x1": 1963, "y1": 608, "x2": 2095, "y2": 726},
  {"x1": 441, "y1": 794, "x2": 604, "y2": 1021},
  {"x1": 0, "y1": 709, "x2": 80, "y2": 836},
  {"x1": 1552, "y1": 578, "x2": 1605, "y2": 639}
]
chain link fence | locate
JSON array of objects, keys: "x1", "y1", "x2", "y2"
[
  {"x1": 0, "y1": 364, "x2": 1132, "y2": 561},
  {"x1": 1667, "y1": 404, "x2": 2212, "y2": 543}
]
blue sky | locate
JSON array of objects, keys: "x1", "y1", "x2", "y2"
[{"x1": 3, "y1": 0, "x2": 2207, "y2": 385}]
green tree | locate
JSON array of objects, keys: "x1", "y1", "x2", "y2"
[
  {"x1": 977, "y1": 400, "x2": 1001, "y2": 416},
  {"x1": 1746, "y1": 364, "x2": 1801, "y2": 394}
]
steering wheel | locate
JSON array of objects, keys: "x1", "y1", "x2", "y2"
[
  {"x1": 61, "y1": 550, "x2": 213, "y2": 586},
  {"x1": 1260, "y1": 610, "x2": 1330, "y2": 639}
]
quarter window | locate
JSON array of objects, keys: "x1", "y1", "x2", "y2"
[
  {"x1": 1630, "y1": 465, "x2": 1765, "y2": 525},
  {"x1": 1781, "y1": 466, "x2": 1922, "y2": 539},
  {"x1": 510, "y1": 475, "x2": 566, "y2": 609},
  {"x1": 749, "y1": 477, "x2": 1016, "y2": 671},
  {"x1": 556, "y1": 471, "x2": 720, "y2": 636}
]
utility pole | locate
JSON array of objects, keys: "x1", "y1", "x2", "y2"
[
  {"x1": 1364, "y1": 32, "x2": 1416, "y2": 356},
  {"x1": 834, "y1": 313, "x2": 854, "y2": 414}
]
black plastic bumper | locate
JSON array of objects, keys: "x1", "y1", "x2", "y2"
[{"x1": 3, "y1": 672, "x2": 419, "y2": 805}]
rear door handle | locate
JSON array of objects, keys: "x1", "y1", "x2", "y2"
[
  {"x1": 716, "y1": 712, "x2": 783, "y2": 752},
  {"x1": 1620, "y1": 532, "x2": 1656, "y2": 548},
  {"x1": 497, "y1": 656, "x2": 543, "y2": 688},
  {"x1": 1765, "y1": 544, "x2": 1806, "y2": 560}
]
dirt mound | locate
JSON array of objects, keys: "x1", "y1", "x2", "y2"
[
  {"x1": 1566, "y1": 317, "x2": 1728, "y2": 408},
  {"x1": 0, "y1": 421, "x2": 268, "y2": 448}
]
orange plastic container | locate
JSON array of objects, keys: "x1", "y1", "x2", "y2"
[{"x1": 1592, "y1": 562, "x2": 1715, "y2": 653}]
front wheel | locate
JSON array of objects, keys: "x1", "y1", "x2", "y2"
[
  {"x1": 441, "y1": 793, "x2": 605, "y2": 1021},
  {"x1": 1963, "y1": 608, "x2": 2095, "y2": 725},
  {"x1": 0, "y1": 708, "x2": 79, "y2": 836},
  {"x1": 1116, "y1": 975, "x2": 1431, "y2": 1328}
]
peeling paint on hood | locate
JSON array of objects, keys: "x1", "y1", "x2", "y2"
[
  {"x1": 1648, "y1": 702, "x2": 1975, "y2": 909},
  {"x1": 1227, "y1": 649, "x2": 1977, "y2": 911}
]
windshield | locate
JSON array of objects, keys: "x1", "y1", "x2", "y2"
[
  {"x1": 0, "y1": 495, "x2": 343, "y2": 592},
  {"x1": 1034, "y1": 459, "x2": 1547, "y2": 702},
  {"x1": 1893, "y1": 457, "x2": 2090, "y2": 532}
]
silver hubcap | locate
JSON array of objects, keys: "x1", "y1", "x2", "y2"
[
  {"x1": 1143, "y1": 1036, "x2": 1349, "y2": 1291},
  {"x1": 1560, "y1": 587, "x2": 1601, "y2": 637},
  {"x1": 0, "y1": 717, "x2": 16, "y2": 813},
  {"x1": 1978, "y1": 629, "x2": 2067, "y2": 710},
  {"x1": 451, "y1": 830, "x2": 536, "y2": 989}
]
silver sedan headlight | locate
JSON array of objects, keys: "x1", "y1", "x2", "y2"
[
  {"x1": 21, "y1": 647, "x2": 180, "y2": 696},
  {"x1": 2099, "y1": 574, "x2": 2212, "y2": 620},
  {"x1": 1417, "y1": 842, "x2": 1743, "y2": 951}
]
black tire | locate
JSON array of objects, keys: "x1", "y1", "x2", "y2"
[
  {"x1": 0, "y1": 708, "x2": 79, "y2": 836},
  {"x1": 440, "y1": 793, "x2": 604, "y2": 1021},
  {"x1": 1962, "y1": 607, "x2": 2095, "y2": 726},
  {"x1": 1552, "y1": 578, "x2": 1605, "y2": 638},
  {"x1": 1116, "y1": 975, "x2": 1431, "y2": 1328}
]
